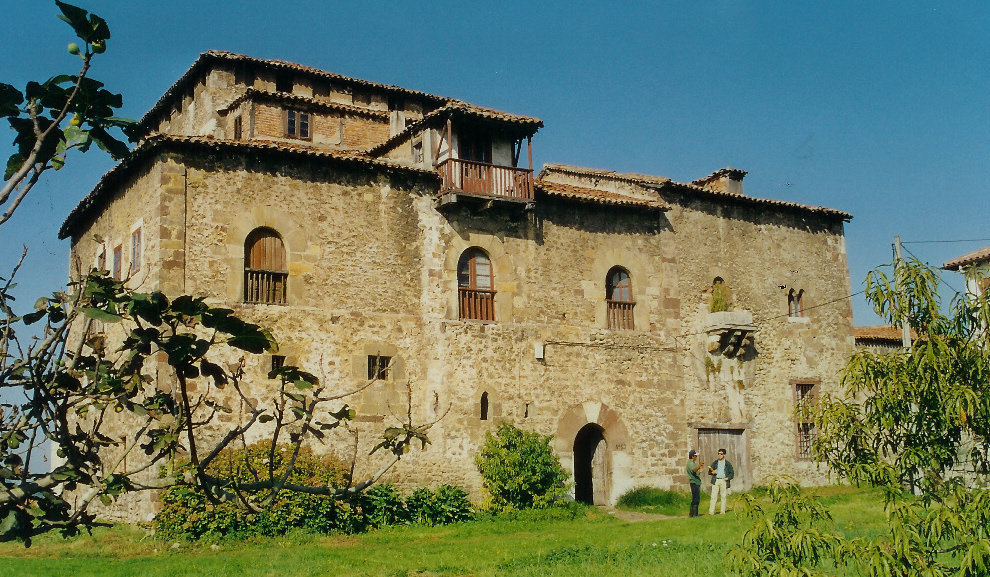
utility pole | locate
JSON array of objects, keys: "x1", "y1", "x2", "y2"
[{"x1": 893, "y1": 235, "x2": 912, "y2": 349}]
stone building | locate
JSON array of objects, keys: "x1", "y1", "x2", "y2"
[{"x1": 59, "y1": 51, "x2": 855, "y2": 513}]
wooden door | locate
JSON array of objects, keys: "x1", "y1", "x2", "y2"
[{"x1": 696, "y1": 428, "x2": 750, "y2": 492}]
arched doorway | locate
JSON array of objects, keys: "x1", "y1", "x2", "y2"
[{"x1": 573, "y1": 424, "x2": 609, "y2": 505}]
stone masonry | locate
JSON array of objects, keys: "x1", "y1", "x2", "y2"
[{"x1": 60, "y1": 51, "x2": 855, "y2": 521}]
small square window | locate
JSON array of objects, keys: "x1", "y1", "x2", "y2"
[
  {"x1": 367, "y1": 355, "x2": 392, "y2": 381},
  {"x1": 412, "y1": 139, "x2": 424, "y2": 163},
  {"x1": 286, "y1": 110, "x2": 310, "y2": 140},
  {"x1": 270, "y1": 355, "x2": 286, "y2": 378}
]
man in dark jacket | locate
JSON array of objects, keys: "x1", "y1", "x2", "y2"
[
  {"x1": 707, "y1": 448, "x2": 734, "y2": 515},
  {"x1": 686, "y1": 450, "x2": 704, "y2": 517}
]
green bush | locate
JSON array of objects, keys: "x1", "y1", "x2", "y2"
[
  {"x1": 616, "y1": 486, "x2": 692, "y2": 515},
  {"x1": 360, "y1": 483, "x2": 409, "y2": 528},
  {"x1": 155, "y1": 442, "x2": 474, "y2": 540},
  {"x1": 406, "y1": 484, "x2": 475, "y2": 525},
  {"x1": 155, "y1": 442, "x2": 353, "y2": 540},
  {"x1": 475, "y1": 422, "x2": 569, "y2": 512}
]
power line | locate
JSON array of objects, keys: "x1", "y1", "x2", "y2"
[{"x1": 901, "y1": 238, "x2": 990, "y2": 245}]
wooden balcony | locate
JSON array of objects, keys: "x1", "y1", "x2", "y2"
[
  {"x1": 437, "y1": 158, "x2": 533, "y2": 202},
  {"x1": 606, "y1": 300, "x2": 635, "y2": 330},
  {"x1": 459, "y1": 287, "x2": 495, "y2": 321},
  {"x1": 244, "y1": 269, "x2": 287, "y2": 304}
]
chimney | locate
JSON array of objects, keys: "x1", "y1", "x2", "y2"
[{"x1": 691, "y1": 167, "x2": 747, "y2": 195}]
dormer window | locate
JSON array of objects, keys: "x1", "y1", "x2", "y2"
[
  {"x1": 286, "y1": 110, "x2": 310, "y2": 140},
  {"x1": 275, "y1": 71, "x2": 293, "y2": 93}
]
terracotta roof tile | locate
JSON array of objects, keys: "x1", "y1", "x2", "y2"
[
  {"x1": 535, "y1": 180, "x2": 669, "y2": 210},
  {"x1": 137, "y1": 50, "x2": 451, "y2": 132},
  {"x1": 854, "y1": 325, "x2": 917, "y2": 342},
  {"x1": 220, "y1": 88, "x2": 388, "y2": 120},
  {"x1": 540, "y1": 163, "x2": 852, "y2": 220},
  {"x1": 59, "y1": 134, "x2": 437, "y2": 239},
  {"x1": 942, "y1": 245, "x2": 990, "y2": 270}
]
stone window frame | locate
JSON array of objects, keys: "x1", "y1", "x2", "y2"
[
  {"x1": 791, "y1": 378, "x2": 820, "y2": 460},
  {"x1": 129, "y1": 227, "x2": 142, "y2": 274},
  {"x1": 285, "y1": 109, "x2": 311, "y2": 140},
  {"x1": 788, "y1": 288, "x2": 805, "y2": 318},
  {"x1": 243, "y1": 227, "x2": 288, "y2": 305},
  {"x1": 457, "y1": 247, "x2": 496, "y2": 322},
  {"x1": 605, "y1": 266, "x2": 635, "y2": 330},
  {"x1": 112, "y1": 244, "x2": 122, "y2": 280}
]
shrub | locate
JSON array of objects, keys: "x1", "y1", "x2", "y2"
[
  {"x1": 155, "y1": 442, "x2": 475, "y2": 539},
  {"x1": 710, "y1": 280, "x2": 732, "y2": 312},
  {"x1": 475, "y1": 422, "x2": 569, "y2": 512},
  {"x1": 360, "y1": 483, "x2": 409, "y2": 529},
  {"x1": 406, "y1": 484, "x2": 475, "y2": 525},
  {"x1": 155, "y1": 442, "x2": 350, "y2": 540},
  {"x1": 616, "y1": 486, "x2": 692, "y2": 515}
]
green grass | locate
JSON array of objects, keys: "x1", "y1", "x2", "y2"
[
  {"x1": 0, "y1": 486, "x2": 886, "y2": 577},
  {"x1": 616, "y1": 486, "x2": 692, "y2": 515}
]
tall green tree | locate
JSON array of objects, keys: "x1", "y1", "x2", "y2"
[{"x1": 732, "y1": 258, "x2": 990, "y2": 576}]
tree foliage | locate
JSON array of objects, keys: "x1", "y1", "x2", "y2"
[
  {"x1": 1, "y1": 3, "x2": 435, "y2": 546},
  {"x1": 733, "y1": 259, "x2": 990, "y2": 576},
  {"x1": 475, "y1": 422, "x2": 569, "y2": 511}
]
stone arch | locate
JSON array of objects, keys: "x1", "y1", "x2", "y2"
[
  {"x1": 223, "y1": 206, "x2": 315, "y2": 305},
  {"x1": 555, "y1": 402, "x2": 630, "y2": 506},
  {"x1": 442, "y1": 232, "x2": 515, "y2": 321}
]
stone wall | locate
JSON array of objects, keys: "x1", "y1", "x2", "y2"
[{"x1": 67, "y1": 145, "x2": 854, "y2": 518}]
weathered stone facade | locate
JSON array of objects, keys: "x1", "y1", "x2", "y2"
[{"x1": 60, "y1": 51, "x2": 855, "y2": 519}]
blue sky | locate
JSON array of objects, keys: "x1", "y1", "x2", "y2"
[{"x1": 2, "y1": 0, "x2": 988, "y2": 324}]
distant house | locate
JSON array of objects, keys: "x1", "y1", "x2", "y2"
[
  {"x1": 60, "y1": 51, "x2": 856, "y2": 519},
  {"x1": 943, "y1": 245, "x2": 990, "y2": 299},
  {"x1": 854, "y1": 325, "x2": 913, "y2": 352}
]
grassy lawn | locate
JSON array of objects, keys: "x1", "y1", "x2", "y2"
[{"x1": 0, "y1": 487, "x2": 886, "y2": 577}]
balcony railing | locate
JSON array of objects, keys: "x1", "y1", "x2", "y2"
[
  {"x1": 437, "y1": 158, "x2": 533, "y2": 201},
  {"x1": 459, "y1": 287, "x2": 496, "y2": 321},
  {"x1": 606, "y1": 300, "x2": 635, "y2": 330},
  {"x1": 244, "y1": 269, "x2": 287, "y2": 304}
]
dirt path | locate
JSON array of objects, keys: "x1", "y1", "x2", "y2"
[{"x1": 606, "y1": 509, "x2": 680, "y2": 522}]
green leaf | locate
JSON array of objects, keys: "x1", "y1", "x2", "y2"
[
  {"x1": 80, "y1": 307, "x2": 122, "y2": 323},
  {"x1": 0, "y1": 83, "x2": 23, "y2": 117},
  {"x1": 5, "y1": 153, "x2": 25, "y2": 180}
]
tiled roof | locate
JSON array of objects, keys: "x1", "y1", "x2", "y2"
[
  {"x1": 535, "y1": 180, "x2": 669, "y2": 210},
  {"x1": 540, "y1": 164, "x2": 852, "y2": 221},
  {"x1": 540, "y1": 163, "x2": 672, "y2": 186},
  {"x1": 137, "y1": 50, "x2": 451, "y2": 132},
  {"x1": 59, "y1": 134, "x2": 437, "y2": 239},
  {"x1": 220, "y1": 88, "x2": 389, "y2": 120},
  {"x1": 942, "y1": 245, "x2": 990, "y2": 270},
  {"x1": 854, "y1": 325, "x2": 917, "y2": 342}
]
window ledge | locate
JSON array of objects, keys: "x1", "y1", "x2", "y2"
[{"x1": 787, "y1": 316, "x2": 811, "y2": 324}]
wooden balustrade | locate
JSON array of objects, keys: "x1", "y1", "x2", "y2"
[
  {"x1": 437, "y1": 158, "x2": 533, "y2": 201},
  {"x1": 459, "y1": 287, "x2": 496, "y2": 321},
  {"x1": 244, "y1": 269, "x2": 287, "y2": 304},
  {"x1": 606, "y1": 300, "x2": 635, "y2": 330}
]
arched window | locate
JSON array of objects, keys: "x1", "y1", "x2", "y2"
[
  {"x1": 480, "y1": 392, "x2": 489, "y2": 421},
  {"x1": 458, "y1": 248, "x2": 495, "y2": 321},
  {"x1": 788, "y1": 289, "x2": 804, "y2": 318},
  {"x1": 606, "y1": 267, "x2": 634, "y2": 330},
  {"x1": 244, "y1": 228, "x2": 287, "y2": 304}
]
